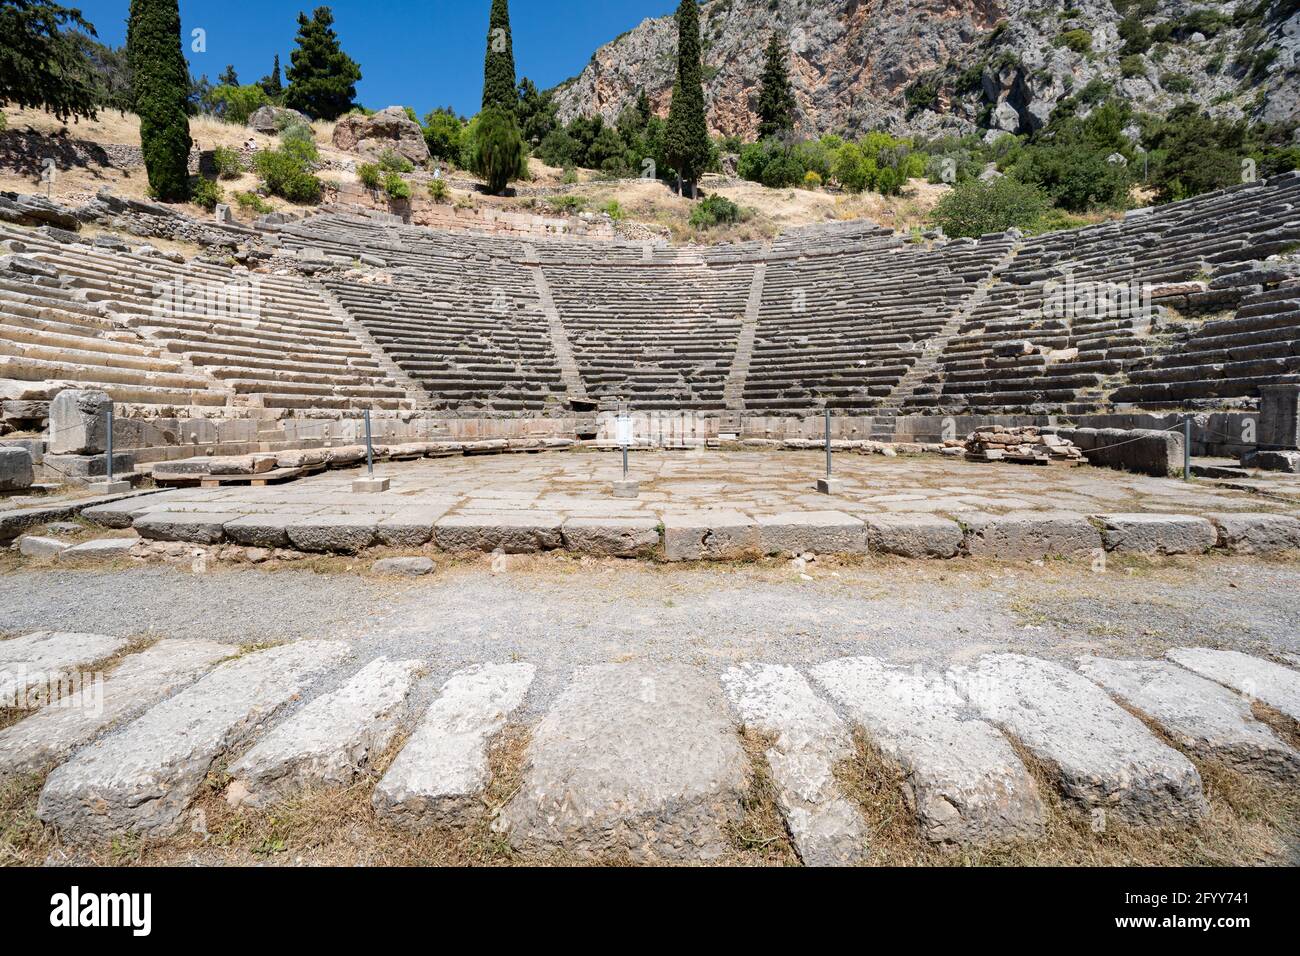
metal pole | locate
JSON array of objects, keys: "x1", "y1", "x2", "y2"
[
  {"x1": 824, "y1": 408, "x2": 832, "y2": 478},
  {"x1": 364, "y1": 409, "x2": 374, "y2": 476},
  {"x1": 622, "y1": 444, "x2": 628, "y2": 481},
  {"x1": 1183, "y1": 416, "x2": 1192, "y2": 482},
  {"x1": 106, "y1": 406, "x2": 114, "y2": 482}
]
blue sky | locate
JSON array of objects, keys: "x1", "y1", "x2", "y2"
[{"x1": 74, "y1": 1, "x2": 676, "y2": 119}]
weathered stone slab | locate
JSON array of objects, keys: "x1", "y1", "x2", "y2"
[
  {"x1": 560, "y1": 516, "x2": 660, "y2": 557},
  {"x1": 375, "y1": 507, "x2": 448, "y2": 547},
  {"x1": 661, "y1": 510, "x2": 760, "y2": 561},
  {"x1": 0, "y1": 447, "x2": 33, "y2": 492},
  {"x1": 1096, "y1": 513, "x2": 1217, "y2": 554},
  {"x1": 756, "y1": 511, "x2": 867, "y2": 556},
  {"x1": 951, "y1": 654, "x2": 1207, "y2": 826},
  {"x1": 498, "y1": 663, "x2": 748, "y2": 861},
  {"x1": 48, "y1": 389, "x2": 111, "y2": 455},
  {"x1": 56, "y1": 537, "x2": 135, "y2": 562},
  {"x1": 1203, "y1": 513, "x2": 1300, "y2": 554},
  {"x1": 134, "y1": 511, "x2": 242, "y2": 545},
  {"x1": 0, "y1": 631, "x2": 130, "y2": 709},
  {"x1": 228, "y1": 657, "x2": 423, "y2": 808},
  {"x1": 1078, "y1": 656, "x2": 1300, "y2": 781},
  {"x1": 286, "y1": 514, "x2": 377, "y2": 554},
  {"x1": 962, "y1": 511, "x2": 1100, "y2": 560},
  {"x1": 81, "y1": 495, "x2": 172, "y2": 529},
  {"x1": 863, "y1": 514, "x2": 964, "y2": 558},
  {"x1": 222, "y1": 513, "x2": 297, "y2": 548},
  {"x1": 433, "y1": 512, "x2": 563, "y2": 553},
  {"x1": 721, "y1": 663, "x2": 867, "y2": 865},
  {"x1": 17, "y1": 535, "x2": 68, "y2": 558},
  {"x1": 0, "y1": 639, "x2": 230, "y2": 777},
  {"x1": 373, "y1": 662, "x2": 533, "y2": 828},
  {"x1": 371, "y1": 556, "x2": 435, "y2": 576},
  {"x1": 811, "y1": 656, "x2": 1046, "y2": 845},
  {"x1": 1166, "y1": 647, "x2": 1300, "y2": 722},
  {"x1": 38, "y1": 640, "x2": 350, "y2": 841}
]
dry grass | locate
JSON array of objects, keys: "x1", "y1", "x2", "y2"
[
  {"x1": 834, "y1": 726, "x2": 1300, "y2": 867},
  {"x1": 723, "y1": 729, "x2": 800, "y2": 866}
]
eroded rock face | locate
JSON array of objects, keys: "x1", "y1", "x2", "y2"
[
  {"x1": 332, "y1": 106, "x2": 430, "y2": 164},
  {"x1": 247, "y1": 105, "x2": 310, "y2": 135},
  {"x1": 551, "y1": 0, "x2": 1299, "y2": 139}
]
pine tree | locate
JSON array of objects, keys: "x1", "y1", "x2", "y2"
[
  {"x1": 481, "y1": 0, "x2": 517, "y2": 112},
  {"x1": 756, "y1": 32, "x2": 796, "y2": 139},
  {"x1": 217, "y1": 64, "x2": 239, "y2": 87},
  {"x1": 260, "y1": 54, "x2": 282, "y2": 96},
  {"x1": 0, "y1": 0, "x2": 102, "y2": 120},
  {"x1": 284, "y1": 6, "x2": 361, "y2": 120},
  {"x1": 663, "y1": 0, "x2": 711, "y2": 196},
  {"x1": 127, "y1": 0, "x2": 192, "y2": 201}
]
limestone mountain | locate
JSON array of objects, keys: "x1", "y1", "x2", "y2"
[{"x1": 550, "y1": 0, "x2": 1300, "y2": 140}]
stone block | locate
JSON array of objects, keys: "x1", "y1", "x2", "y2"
[
  {"x1": 1096, "y1": 513, "x2": 1217, "y2": 554},
  {"x1": 286, "y1": 514, "x2": 378, "y2": 554},
  {"x1": 433, "y1": 512, "x2": 563, "y2": 553},
  {"x1": 56, "y1": 537, "x2": 136, "y2": 562},
  {"x1": 0, "y1": 447, "x2": 33, "y2": 492},
  {"x1": 222, "y1": 514, "x2": 298, "y2": 548},
  {"x1": 962, "y1": 511, "x2": 1100, "y2": 560},
  {"x1": 48, "y1": 390, "x2": 112, "y2": 455},
  {"x1": 1204, "y1": 512, "x2": 1300, "y2": 554},
  {"x1": 42, "y1": 452, "x2": 133, "y2": 480},
  {"x1": 756, "y1": 511, "x2": 866, "y2": 555},
  {"x1": 135, "y1": 511, "x2": 242, "y2": 545},
  {"x1": 371, "y1": 557, "x2": 435, "y2": 576},
  {"x1": 17, "y1": 535, "x2": 68, "y2": 558},
  {"x1": 662, "y1": 510, "x2": 759, "y2": 561},
  {"x1": 375, "y1": 508, "x2": 446, "y2": 547},
  {"x1": 863, "y1": 514, "x2": 963, "y2": 558},
  {"x1": 561, "y1": 517, "x2": 660, "y2": 557},
  {"x1": 1258, "y1": 385, "x2": 1300, "y2": 449}
]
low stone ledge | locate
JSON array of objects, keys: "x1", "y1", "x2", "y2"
[
  {"x1": 135, "y1": 511, "x2": 242, "y2": 545},
  {"x1": 1095, "y1": 513, "x2": 1217, "y2": 554},
  {"x1": 864, "y1": 514, "x2": 964, "y2": 558},
  {"x1": 285, "y1": 514, "x2": 378, "y2": 554},
  {"x1": 755, "y1": 511, "x2": 866, "y2": 555},
  {"x1": 662, "y1": 510, "x2": 760, "y2": 561},
  {"x1": 1204, "y1": 512, "x2": 1300, "y2": 555},
  {"x1": 560, "y1": 517, "x2": 660, "y2": 557},
  {"x1": 433, "y1": 513, "x2": 564, "y2": 553},
  {"x1": 222, "y1": 514, "x2": 299, "y2": 548},
  {"x1": 962, "y1": 511, "x2": 1101, "y2": 560}
]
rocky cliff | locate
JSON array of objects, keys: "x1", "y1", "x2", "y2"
[{"x1": 551, "y1": 0, "x2": 1299, "y2": 140}]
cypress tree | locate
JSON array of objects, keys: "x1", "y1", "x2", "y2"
[
  {"x1": 284, "y1": 7, "x2": 361, "y2": 120},
  {"x1": 481, "y1": 0, "x2": 517, "y2": 112},
  {"x1": 0, "y1": 0, "x2": 102, "y2": 121},
  {"x1": 756, "y1": 32, "x2": 796, "y2": 139},
  {"x1": 127, "y1": 0, "x2": 192, "y2": 201},
  {"x1": 663, "y1": 0, "x2": 711, "y2": 197},
  {"x1": 260, "y1": 54, "x2": 283, "y2": 96}
]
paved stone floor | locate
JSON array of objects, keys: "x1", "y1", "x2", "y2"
[{"x1": 128, "y1": 450, "x2": 1299, "y2": 522}]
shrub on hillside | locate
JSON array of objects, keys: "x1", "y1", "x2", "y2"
[
  {"x1": 190, "y1": 176, "x2": 223, "y2": 210},
  {"x1": 357, "y1": 162, "x2": 382, "y2": 190},
  {"x1": 209, "y1": 83, "x2": 269, "y2": 124},
  {"x1": 234, "y1": 191, "x2": 272, "y2": 214},
  {"x1": 929, "y1": 177, "x2": 1047, "y2": 238},
  {"x1": 427, "y1": 178, "x2": 449, "y2": 202},
  {"x1": 381, "y1": 172, "x2": 410, "y2": 200},
  {"x1": 278, "y1": 122, "x2": 319, "y2": 164},
  {"x1": 689, "y1": 194, "x2": 744, "y2": 229},
  {"x1": 212, "y1": 145, "x2": 242, "y2": 179},
  {"x1": 1054, "y1": 29, "x2": 1093, "y2": 54},
  {"x1": 377, "y1": 148, "x2": 414, "y2": 174},
  {"x1": 1013, "y1": 142, "x2": 1131, "y2": 211},
  {"x1": 422, "y1": 109, "x2": 465, "y2": 163},
  {"x1": 253, "y1": 147, "x2": 322, "y2": 204}
]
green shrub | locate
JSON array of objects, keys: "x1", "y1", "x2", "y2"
[
  {"x1": 357, "y1": 162, "x2": 381, "y2": 189},
  {"x1": 212, "y1": 145, "x2": 242, "y2": 179},
  {"x1": 1120, "y1": 55, "x2": 1147, "y2": 78},
  {"x1": 929, "y1": 177, "x2": 1048, "y2": 238},
  {"x1": 422, "y1": 109, "x2": 465, "y2": 162},
  {"x1": 209, "y1": 83, "x2": 269, "y2": 124},
  {"x1": 803, "y1": 170, "x2": 822, "y2": 189},
  {"x1": 561, "y1": 166, "x2": 579, "y2": 185},
  {"x1": 1054, "y1": 29, "x2": 1093, "y2": 54},
  {"x1": 233, "y1": 190, "x2": 272, "y2": 214},
  {"x1": 600, "y1": 200, "x2": 625, "y2": 220},
  {"x1": 253, "y1": 147, "x2": 322, "y2": 204},
  {"x1": 1161, "y1": 72, "x2": 1193, "y2": 93},
  {"x1": 546, "y1": 194, "x2": 587, "y2": 214},
  {"x1": 279, "y1": 123, "x2": 319, "y2": 164},
  {"x1": 427, "y1": 178, "x2": 449, "y2": 202},
  {"x1": 377, "y1": 148, "x2": 414, "y2": 173},
  {"x1": 381, "y1": 172, "x2": 410, "y2": 200},
  {"x1": 190, "y1": 176, "x2": 223, "y2": 210},
  {"x1": 689, "y1": 194, "x2": 744, "y2": 229}
]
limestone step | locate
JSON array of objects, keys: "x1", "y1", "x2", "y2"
[
  {"x1": 811, "y1": 656, "x2": 1046, "y2": 845},
  {"x1": 0, "y1": 638, "x2": 231, "y2": 778},
  {"x1": 37, "y1": 640, "x2": 351, "y2": 841},
  {"x1": 372, "y1": 662, "x2": 533, "y2": 829},
  {"x1": 0, "y1": 631, "x2": 131, "y2": 708},
  {"x1": 228, "y1": 656, "x2": 424, "y2": 809},
  {"x1": 1165, "y1": 648, "x2": 1300, "y2": 722},
  {"x1": 721, "y1": 662, "x2": 867, "y2": 865},
  {"x1": 951, "y1": 654, "x2": 1208, "y2": 827},
  {"x1": 1078, "y1": 656, "x2": 1300, "y2": 781},
  {"x1": 497, "y1": 663, "x2": 748, "y2": 862}
]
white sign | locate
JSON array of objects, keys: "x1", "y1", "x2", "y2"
[{"x1": 615, "y1": 416, "x2": 634, "y2": 446}]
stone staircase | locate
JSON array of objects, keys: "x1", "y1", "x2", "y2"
[{"x1": 720, "y1": 257, "x2": 768, "y2": 434}]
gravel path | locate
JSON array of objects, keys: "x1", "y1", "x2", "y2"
[{"x1": 3, "y1": 556, "x2": 1298, "y2": 716}]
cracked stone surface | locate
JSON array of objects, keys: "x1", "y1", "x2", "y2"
[{"x1": 1166, "y1": 647, "x2": 1300, "y2": 722}]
